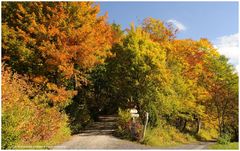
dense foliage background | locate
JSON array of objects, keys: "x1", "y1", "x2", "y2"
[{"x1": 2, "y1": 2, "x2": 238, "y2": 149}]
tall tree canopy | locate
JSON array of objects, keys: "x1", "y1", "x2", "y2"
[
  {"x1": 2, "y1": 2, "x2": 114, "y2": 148},
  {"x1": 2, "y1": 2, "x2": 113, "y2": 108}
]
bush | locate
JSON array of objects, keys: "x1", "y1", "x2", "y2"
[
  {"x1": 115, "y1": 108, "x2": 132, "y2": 139},
  {"x1": 2, "y1": 66, "x2": 34, "y2": 149},
  {"x1": 116, "y1": 108, "x2": 143, "y2": 141},
  {"x1": 66, "y1": 100, "x2": 92, "y2": 134},
  {"x1": 197, "y1": 128, "x2": 218, "y2": 141},
  {"x1": 2, "y1": 114, "x2": 21, "y2": 149},
  {"x1": 2, "y1": 66, "x2": 71, "y2": 149},
  {"x1": 217, "y1": 133, "x2": 231, "y2": 145},
  {"x1": 25, "y1": 114, "x2": 71, "y2": 149}
]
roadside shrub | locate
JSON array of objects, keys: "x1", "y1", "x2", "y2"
[
  {"x1": 66, "y1": 100, "x2": 92, "y2": 134},
  {"x1": 115, "y1": 108, "x2": 132, "y2": 139},
  {"x1": 2, "y1": 66, "x2": 71, "y2": 149},
  {"x1": 197, "y1": 128, "x2": 218, "y2": 141},
  {"x1": 217, "y1": 133, "x2": 231, "y2": 145},
  {"x1": 20, "y1": 107, "x2": 62, "y2": 143},
  {"x1": 2, "y1": 114, "x2": 21, "y2": 149},
  {"x1": 116, "y1": 108, "x2": 143, "y2": 141},
  {"x1": 52, "y1": 114, "x2": 71, "y2": 143},
  {"x1": 26, "y1": 114, "x2": 71, "y2": 148},
  {"x1": 2, "y1": 66, "x2": 34, "y2": 149}
]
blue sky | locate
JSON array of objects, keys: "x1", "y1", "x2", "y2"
[
  {"x1": 99, "y1": 2, "x2": 238, "y2": 41},
  {"x1": 99, "y1": 2, "x2": 239, "y2": 67}
]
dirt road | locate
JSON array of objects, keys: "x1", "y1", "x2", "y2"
[
  {"x1": 52, "y1": 115, "x2": 214, "y2": 149},
  {"x1": 53, "y1": 115, "x2": 151, "y2": 149}
]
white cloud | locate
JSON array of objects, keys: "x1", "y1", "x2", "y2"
[
  {"x1": 167, "y1": 19, "x2": 186, "y2": 32},
  {"x1": 213, "y1": 33, "x2": 239, "y2": 70},
  {"x1": 236, "y1": 64, "x2": 240, "y2": 74},
  {"x1": 214, "y1": 33, "x2": 239, "y2": 48}
]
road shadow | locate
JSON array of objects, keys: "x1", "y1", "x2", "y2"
[{"x1": 77, "y1": 115, "x2": 119, "y2": 136}]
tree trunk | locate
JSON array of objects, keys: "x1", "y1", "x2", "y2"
[
  {"x1": 196, "y1": 118, "x2": 201, "y2": 134},
  {"x1": 181, "y1": 120, "x2": 187, "y2": 132}
]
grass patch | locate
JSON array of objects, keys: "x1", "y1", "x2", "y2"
[
  {"x1": 208, "y1": 142, "x2": 239, "y2": 150},
  {"x1": 143, "y1": 123, "x2": 196, "y2": 147}
]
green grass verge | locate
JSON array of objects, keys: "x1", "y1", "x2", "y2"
[
  {"x1": 208, "y1": 142, "x2": 239, "y2": 150},
  {"x1": 143, "y1": 125, "x2": 196, "y2": 147}
]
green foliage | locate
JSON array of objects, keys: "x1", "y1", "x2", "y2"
[
  {"x1": 1, "y1": 66, "x2": 71, "y2": 149},
  {"x1": 1, "y1": 2, "x2": 238, "y2": 147},
  {"x1": 116, "y1": 108, "x2": 143, "y2": 141},
  {"x1": 217, "y1": 133, "x2": 231, "y2": 145},
  {"x1": 66, "y1": 100, "x2": 92, "y2": 134},
  {"x1": 105, "y1": 25, "x2": 170, "y2": 126},
  {"x1": 102, "y1": 19, "x2": 238, "y2": 144},
  {"x1": 2, "y1": 114, "x2": 21, "y2": 149},
  {"x1": 144, "y1": 121, "x2": 195, "y2": 146},
  {"x1": 115, "y1": 109, "x2": 132, "y2": 139},
  {"x1": 197, "y1": 128, "x2": 218, "y2": 141},
  {"x1": 208, "y1": 142, "x2": 239, "y2": 150},
  {"x1": 143, "y1": 103, "x2": 159, "y2": 127}
]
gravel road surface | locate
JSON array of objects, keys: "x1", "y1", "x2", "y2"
[{"x1": 52, "y1": 115, "x2": 214, "y2": 149}]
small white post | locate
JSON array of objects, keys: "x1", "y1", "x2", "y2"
[{"x1": 142, "y1": 112, "x2": 149, "y2": 141}]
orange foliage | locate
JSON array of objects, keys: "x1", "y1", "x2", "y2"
[
  {"x1": 2, "y1": 2, "x2": 113, "y2": 87},
  {"x1": 2, "y1": 65, "x2": 67, "y2": 144},
  {"x1": 46, "y1": 83, "x2": 77, "y2": 108},
  {"x1": 142, "y1": 17, "x2": 177, "y2": 42},
  {"x1": 171, "y1": 39, "x2": 206, "y2": 80}
]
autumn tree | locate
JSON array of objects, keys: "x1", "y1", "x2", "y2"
[
  {"x1": 103, "y1": 24, "x2": 175, "y2": 125},
  {"x1": 142, "y1": 17, "x2": 177, "y2": 42},
  {"x1": 202, "y1": 53, "x2": 238, "y2": 139},
  {"x1": 2, "y1": 3, "x2": 238, "y2": 146},
  {"x1": 2, "y1": 1, "x2": 113, "y2": 145},
  {"x1": 2, "y1": 2, "x2": 113, "y2": 108}
]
